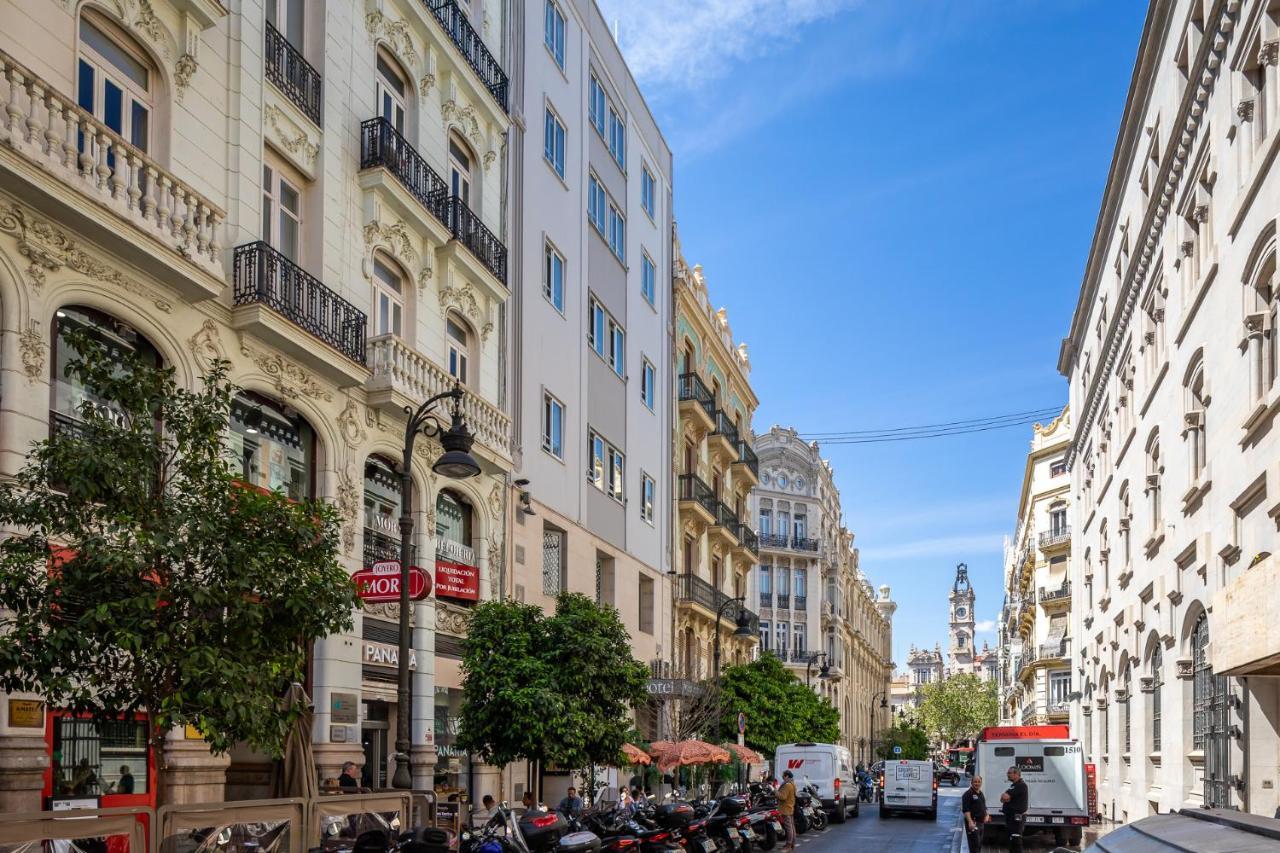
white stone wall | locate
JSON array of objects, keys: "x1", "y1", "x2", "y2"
[{"x1": 1061, "y1": 0, "x2": 1280, "y2": 820}]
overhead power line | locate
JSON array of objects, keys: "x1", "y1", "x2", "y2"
[{"x1": 797, "y1": 406, "x2": 1064, "y2": 445}]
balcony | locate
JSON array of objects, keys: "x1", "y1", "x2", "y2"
[
  {"x1": 709, "y1": 409, "x2": 739, "y2": 462},
  {"x1": 1038, "y1": 526, "x2": 1072, "y2": 552},
  {"x1": 759, "y1": 532, "x2": 790, "y2": 551},
  {"x1": 711, "y1": 501, "x2": 740, "y2": 550},
  {"x1": 734, "y1": 524, "x2": 759, "y2": 557},
  {"x1": 794, "y1": 596, "x2": 808, "y2": 612},
  {"x1": 359, "y1": 117, "x2": 507, "y2": 290},
  {"x1": 265, "y1": 22, "x2": 322, "y2": 126},
  {"x1": 758, "y1": 591, "x2": 773, "y2": 610},
  {"x1": 678, "y1": 373, "x2": 715, "y2": 432},
  {"x1": 232, "y1": 242, "x2": 368, "y2": 371},
  {"x1": 792, "y1": 537, "x2": 820, "y2": 552},
  {"x1": 733, "y1": 440, "x2": 760, "y2": 486},
  {"x1": 677, "y1": 474, "x2": 716, "y2": 527},
  {"x1": 423, "y1": 0, "x2": 509, "y2": 112},
  {"x1": 363, "y1": 528, "x2": 402, "y2": 567},
  {"x1": 1038, "y1": 639, "x2": 1070, "y2": 661},
  {"x1": 775, "y1": 592, "x2": 791, "y2": 610},
  {"x1": 0, "y1": 50, "x2": 224, "y2": 297},
  {"x1": 676, "y1": 573, "x2": 758, "y2": 636},
  {"x1": 1039, "y1": 581, "x2": 1072, "y2": 608},
  {"x1": 365, "y1": 334, "x2": 510, "y2": 460}
]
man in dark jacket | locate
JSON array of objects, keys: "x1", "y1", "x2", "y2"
[
  {"x1": 999, "y1": 766, "x2": 1029, "y2": 853},
  {"x1": 961, "y1": 775, "x2": 989, "y2": 852}
]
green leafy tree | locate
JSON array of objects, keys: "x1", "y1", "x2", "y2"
[
  {"x1": 459, "y1": 593, "x2": 647, "y2": 773},
  {"x1": 0, "y1": 334, "x2": 356, "y2": 793},
  {"x1": 717, "y1": 653, "x2": 840, "y2": 755},
  {"x1": 876, "y1": 720, "x2": 930, "y2": 760},
  {"x1": 916, "y1": 674, "x2": 998, "y2": 744}
]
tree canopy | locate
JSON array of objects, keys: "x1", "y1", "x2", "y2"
[
  {"x1": 916, "y1": 674, "x2": 999, "y2": 744},
  {"x1": 717, "y1": 653, "x2": 841, "y2": 755},
  {"x1": 876, "y1": 719, "x2": 931, "y2": 760},
  {"x1": 0, "y1": 333, "x2": 356, "y2": 758},
  {"x1": 459, "y1": 592, "x2": 648, "y2": 771}
]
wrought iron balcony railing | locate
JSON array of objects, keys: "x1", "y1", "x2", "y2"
[
  {"x1": 678, "y1": 373, "x2": 715, "y2": 417},
  {"x1": 424, "y1": 0, "x2": 509, "y2": 111},
  {"x1": 760, "y1": 533, "x2": 790, "y2": 550},
  {"x1": 736, "y1": 524, "x2": 759, "y2": 554},
  {"x1": 265, "y1": 22, "x2": 322, "y2": 125},
  {"x1": 792, "y1": 537, "x2": 820, "y2": 552},
  {"x1": 448, "y1": 194, "x2": 507, "y2": 284},
  {"x1": 794, "y1": 595, "x2": 808, "y2": 612},
  {"x1": 736, "y1": 440, "x2": 759, "y2": 476},
  {"x1": 677, "y1": 474, "x2": 716, "y2": 516},
  {"x1": 713, "y1": 501, "x2": 740, "y2": 540},
  {"x1": 712, "y1": 409, "x2": 739, "y2": 446},
  {"x1": 1040, "y1": 581, "x2": 1072, "y2": 603},
  {"x1": 363, "y1": 528, "x2": 401, "y2": 567},
  {"x1": 775, "y1": 593, "x2": 790, "y2": 609},
  {"x1": 1039, "y1": 527, "x2": 1072, "y2": 549},
  {"x1": 360, "y1": 117, "x2": 450, "y2": 224},
  {"x1": 233, "y1": 242, "x2": 367, "y2": 364},
  {"x1": 758, "y1": 591, "x2": 773, "y2": 609}
]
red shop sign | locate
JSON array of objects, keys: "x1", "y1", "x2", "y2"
[
  {"x1": 353, "y1": 560, "x2": 432, "y2": 603},
  {"x1": 435, "y1": 558, "x2": 479, "y2": 601}
]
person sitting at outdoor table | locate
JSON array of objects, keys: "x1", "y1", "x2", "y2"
[
  {"x1": 472, "y1": 794, "x2": 497, "y2": 827},
  {"x1": 522, "y1": 791, "x2": 544, "y2": 814},
  {"x1": 557, "y1": 787, "x2": 584, "y2": 817}
]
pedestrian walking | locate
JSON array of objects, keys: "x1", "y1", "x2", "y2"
[
  {"x1": 961, "y1": 775, "x2": 990, "y2": 852},
  {"x1": 776, "y1": 770, "x2": 798, "y2": 851},
  {"x1": 999, "y1": 766, "x2": 1029, "y2": 853}
]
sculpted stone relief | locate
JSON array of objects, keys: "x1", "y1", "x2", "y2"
[
  {"x1": 187, "y1": 319, "x2": 226, "y2": 371},
  {"x1": 19, "y1": 320, "x2": 44, "y2": 382},
  {"x1": 366, "y1": 10, "x2": 419, "y2": 69},
  {"x1": 265, "y1": 105, "x2": 320, "y2": 167},
  {"x1": 238, "y1": 337, "x2": 333, "y2": 402}
]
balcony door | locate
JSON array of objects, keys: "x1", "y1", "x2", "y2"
[
  {"x1": 266, "y1": 0, "x2": 306, "y2": 52},
  {"x1": 449, "y1": 138, "x2": 472, "y2": 205},
  {"x1": 376, "y1": 53, "x2": 407, "y2": 134},
  {"x1": 263, "y1": 159, "x2": 303, "y2": 263},
  {"x1": 78, "y1": 14, "x2": 153, "y2": 156}
]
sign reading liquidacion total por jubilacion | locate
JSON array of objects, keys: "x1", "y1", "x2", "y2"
[{"x1": 435, "y1": 558, "x2": 479, "y2": 601}]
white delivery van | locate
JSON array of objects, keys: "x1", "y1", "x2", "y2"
[
  {"x1": 974, "y1": 726, "x2": 1089, "y2": 848},
  {"x1": 879, "y1": 759, "x2": 937, "y2": 820},
  {"x1": 773, "y1": 742, "x2": 858, "y2": 821}
]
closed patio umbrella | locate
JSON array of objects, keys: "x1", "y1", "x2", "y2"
[{"x1": 271, "y1": 682, "x2": 318, "y2": 800}]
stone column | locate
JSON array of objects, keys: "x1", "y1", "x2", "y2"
[
  {"x1": 161, "y1": 727, "x2": 230, "y2": 805},
  {"x1": 412, "y1": 595, "x2": 437, "y2": 790},
  {"x1": 0, "y1": 706, "x2": 49, "y2": 813}
]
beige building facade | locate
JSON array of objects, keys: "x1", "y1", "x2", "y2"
[
  {"x1": 1059, "y1": 0, "x2": 1280, "y2": 820},
  {"x1": 0, "y1": 0, "x2": 511, "y2": 810},
  {"x1": 997, "y1": 408, "x2": 1074, "y2": 727},
  {"x1": 673, "y1": 247, "x2": 760, "y2": 681}
]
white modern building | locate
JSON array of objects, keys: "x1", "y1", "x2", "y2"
[
  {"x1": 1059, "y1": 0, "x2": 1280, "y2": 820},
  {"x1": 0, "y1": 0, "x2": 513, "y2": 809},
  {"x1": 504, "y1": 0, "x2": 675, "y2": 799},
  {"x1": 997, "y1": 408, "x2": 1074, "y2": 727}
]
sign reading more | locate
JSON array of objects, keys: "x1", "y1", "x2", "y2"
[{"x1": 353, "y1": 560, "x2": 432, "y2": 603}]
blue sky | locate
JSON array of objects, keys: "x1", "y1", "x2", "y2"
[{"x1": 596, "y1": 0, "x2": 1148, "y2": 666}]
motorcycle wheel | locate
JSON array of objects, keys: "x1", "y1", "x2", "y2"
[
  {"x1": 794, "y1": 814, "x2": 809, "y2": 835},
  {"x1": 814, "y1": 812, "x2": 828, "y2": 831},
  {"x1": 757, "y1": 825, "x2": 776, "y2": 851}
]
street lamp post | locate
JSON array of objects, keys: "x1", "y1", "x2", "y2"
[
  {"x1": 805, "y1": 652, "x2": 830, "y2": 687},
  {"x1": 711, "y1": 595, "x2": 753, "y2": 679},
  {"x1": 392, "y1": 383, "x2": 481, "y2": 790},
  {"x1": 869, "y1": 691, "x2": 888, "y2": 763}
]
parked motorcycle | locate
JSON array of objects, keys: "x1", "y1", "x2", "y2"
[
  {"x1": 794, "y1": 784, "x2": 826, "y2": 834},
  {"x1": 460, "y1": 807, "x2": 600, "y2": 853}
]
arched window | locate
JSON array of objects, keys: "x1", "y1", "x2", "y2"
[
  {"x1": 1049, "y1": 501, "x2": 1068, "y2": 536},
  {"x1": 448, "y1": 135, "x2": 473, "y2": 205},
  {"x1": 1191, "y1": 613, "x2": 1211, "y2": 749},
  {"x1": 446, "y1": 313, "x2": 473, "y2": 385},
  {"x1": 51, "y1": 306, "x2": 160, "y2": 431},
  {"x1": 230, "y1": 391, "x2": 316, "y2": 500},
  {"x1": 1144, "y1": 432, "x2": 1162, "y2": 532},
  {"x1": 1245, "y1": 249, "x2": 1277, "y2": 403},
  {"x1": 375, "y1": 49, "x2": 409, "y2": 134},
  {"x1": 77, "y1": 11, "x2": 156, "y2": 154},
  {"x1": 372, "y1": 253, "x2": 406, "y2": 338},
  {"x1": 363, "y1": 455, "x2": 407, "y2": 564},
  {"x1": 435, "y1": 490, "x2": 473, "y2": 564},
  {"x1": 1149, "y1": 644, "x2": 1163, "y2": 753},
  {"x1": 1184, "y1": 358, "x2": 1207, "y2": 483},
  {"x1": 1118, "y1": 482, "x2": 1132, "y2": 567}
]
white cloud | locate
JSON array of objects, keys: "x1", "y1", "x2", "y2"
[
  {"x1": 974, "y1": 619, "x2": 996, "y2": 634},
  {"x1": 596, "y1": 0, "x2": 860, "y2": 87},
  {"x1": 858, "y1": 532, "x2": 1004, "y2": 562}
]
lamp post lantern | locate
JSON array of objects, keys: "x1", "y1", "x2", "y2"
[
  {"x1": 805, "y1": 652, "x2": 831, "y2": 687},
  {"x1": 392, "y1": 383, "x2": 481, "y2": 789},
  {"x1": 711, "y1": 595, "x2": 753, "y2": 679}
]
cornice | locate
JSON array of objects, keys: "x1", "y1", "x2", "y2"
[{"x1": 1066, "y1": 0, "x2": 1238, "y2": 468}]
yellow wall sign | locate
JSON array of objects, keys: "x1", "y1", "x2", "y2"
[
  {"x1": 184, "y1": 725, "x2": 204, "y2": 740},
  {"x1": 8, "y1": 699, "x2": 44, "y2": 728}
]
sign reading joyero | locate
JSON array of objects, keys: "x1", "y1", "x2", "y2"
[{"x1": 353, "y1": 559, "x2": 432, "y2": 603}]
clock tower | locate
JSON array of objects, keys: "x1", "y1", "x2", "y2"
[{"x1": 948, "y1": 562, "x2": 976, "y2": 673}]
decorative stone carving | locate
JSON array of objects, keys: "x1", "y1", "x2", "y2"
[
  {"x1": 187, "y1": 319, "x2": 226, "y2": 370},
  {"x1": 336, "y1": 465, "x2": 360, "y2": 556},
  {"x1": 337, "y1": 398, "x2": 367, "y2": 450},
  {"x1": 488, "y1": 483, "x2": 503, "y2": 520},
  {"x1": 436, "y1": 602, "x2": 471, "y2": 637},
  {"x1": 104, "y1": 0, "x2": 171, "y2": 57},
  {"x1": 1260, "y1": 39, "x2": 1279, "y2": 66},
  {"x1": 483, "y1": 150, "x2": 496, "y2": 170},
  {"x1": 442, "y1": 101, "x2": 482, "y2": 149},
  {"x1": 239, "y1": 339, "x2": 333, "y2": 401},
  {"x1": 438, "y1": 283, "x2": 485, "y2": 330},
  {"x1": 363, "y1": 220, "x2": 418, "y2": 266},
  {"x1": 419, "y1": 74, "x2": 436, "y2": 96},
  {"x1": 416, "y1": 266, "x2": 433, "y2": 292},
  {"x1": 1176, "y1": 658, "x2": 1194, "y2": 680},
  {"x1": 365, "y1": 10, "x2": 418, "y2": 67},
  {"x1": 174, "y1": 53, "x2": 197, "y2": 102},
  {"x1": 264, "y1": 105, "x2": 319, "y2": 167},
  {"x1": 18, "y1": 320, "x2": 44, "y2": 382},
  {"x1": 1237, "y1": 98, "x2": 1255, "y2": 122},
  {"x1": 0, "y1": 203, "x2": 171, "y2": 310},
  {"x1": 364, "y1": 602, "x2": 403, "y2": 621}
]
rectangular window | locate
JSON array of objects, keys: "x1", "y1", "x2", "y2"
[
  {"x1": 589, "y1": 431, "x2": 605, "y2": 490},
  {"x1": 641, "y1": 166, "x2": 656, "y2": 219},
  {"x1": 759, "y1": 620, "x2": 771, "y2": 651},
  {"x1": 372, "y1": 257, "x2": 404, "y2": 338},
  {"x1": 608, "y1": 447, "x2": 624, "y2": 502},
  {"x1": 542, "y1": 526, "x2": 565, "y2": 595},
  {"x1": 588, "y1": 74, "x2": 606, "y2": 137},
  {"x1": 263, "y1": 162, "x2": 302, "y2": 262},
  {"x1": 760, "y1": 565, "x2": 772, "y2": 595},
  {"x1": 608, "y1": 203, "x2": 625, "y2": 260},
  {"x1": 544, "y1": 241, "x2": 565, "y2": 313},
  {"x1": 544, "y1": 0, "x2": 565, "y2": 68},
  {"x1": 609, "y1": 319, "x2": 625, "y2": 376},
  {"x1": 641, "y1": 252, "x2": 656, "y2": 305},
  {"x1": 608, "y1": 106, "x2": 626, "y2": 169},
  {"x1": 638, "y1": 575, "x2": 655, "y2": 633},
  {"x1": 641, "y1": 473, "x2": 655, "y2": 523},
  {"x1": 587, "y1": 174, "x2": 607, "y2": 234},
  {"x1": 543, "y1": 107, "x2": 565, "y2": 178},
  {"x1": 588, "y1": 298, "x2": 606, "y2": 357},
  {"x1": 641, "y1": 358, "x2": 655, "y2": 409},
  {"x1": 542, "y1": 392, "x2": 564, "y2": 459},
  {"x1": 793, "y1": 623, "x2": 806, "y2": 655}
]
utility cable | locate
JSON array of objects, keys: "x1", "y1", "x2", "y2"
[{"x1": 797, "y1": 406, "x2": 1064, "y2": 445}]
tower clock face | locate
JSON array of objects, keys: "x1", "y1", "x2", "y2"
[{"x1": 956, "y1": 606, "x2": 967, "y2": 619}]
